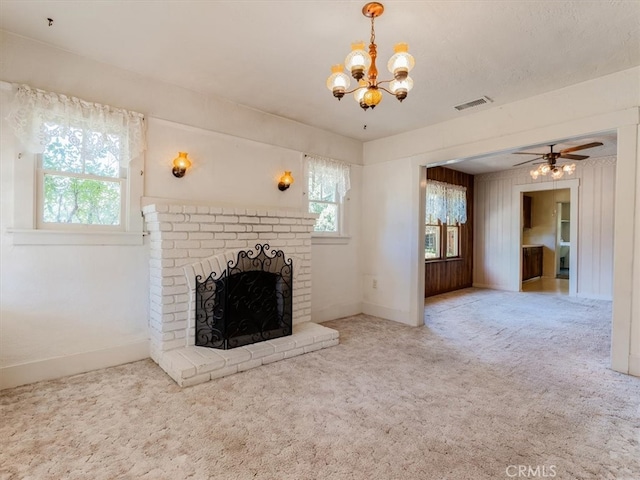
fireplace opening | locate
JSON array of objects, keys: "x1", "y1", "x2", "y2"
[{"x1": 195, "y1": 244, "x2": 293, "y2": 349}]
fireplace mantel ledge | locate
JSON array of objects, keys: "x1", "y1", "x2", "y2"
[
  {"x1": 142, "y1": 202, "x2": 316, "y2": 220},
  {"x1": 158, "y1": 322, "x2": 339, "y2": 387}
]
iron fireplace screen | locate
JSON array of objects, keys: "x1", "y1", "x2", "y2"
[{"x1": 195, "y1": 244, "x2": 293, "y2": 349}]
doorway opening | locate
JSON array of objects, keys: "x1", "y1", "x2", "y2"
[
  {"x1": 520, "y1": 188, "x2": 571, "y2": 294},
  {"x1": 513, "y1": 179, "x2": 579, "y2": 296}
]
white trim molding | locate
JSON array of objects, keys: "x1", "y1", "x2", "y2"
[{"x1": 0, "y1": 340, "x2": 149, "y2": 390}]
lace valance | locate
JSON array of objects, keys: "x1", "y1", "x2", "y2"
[
  {"x1": 306, "y1": 154, "x2": 351, "y2": 201},
  {"x1": 5, "y1": 84, "x2": 146, "y2": 165},
  {"x1": 426, "y1": 180, "x2": 467, "y2": 225}
]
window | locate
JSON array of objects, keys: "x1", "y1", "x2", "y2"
[
  {"x1": 425, "y1": 225, "x2": 441, "y2": 259},
  {"x1": 306, "y1": 154, "x2": 350, "y2": 236},
  {"x1": 425, "y1": 180, "x2": 467, "y2": 260},
  {"x1": 38, "y1": 124, "x2": 126, "y2": 229},
  {"x1": 446, "y1": 226, "x2": 459, "y2": 257},
  {"x1": 5, "y1": 84, "x2": 145, "y2": 244}
]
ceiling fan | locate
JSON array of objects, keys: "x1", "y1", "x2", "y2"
[
  {"x1": 513, "y1": 142, "x2": 603, "y2": 167},
  {"x1": 513, "y1": 142, "x2": 603, "y2": 179}
]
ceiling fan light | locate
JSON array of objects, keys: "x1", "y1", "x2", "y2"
[
  {"x1": 530, "y1": 169, "x2": 540, "y2": 180},
  {"x1": 326, "y1": 64, "x2": 351, "y2": 99},
  {"x1": 551, "y1": 168, "x2": 564, "y2": 180},
  {"x1": 563, "y1": 163, "x2": 576, "y2": 174},
  {"x1": 345, "y1": 42, "x2": 371, "y2": 81},
  {"x1": 387, "y1": 42, "x2": 415, "y2": 80},
  {"x1": 540, "y1": 164, "x2": 551, "y2": 174}
]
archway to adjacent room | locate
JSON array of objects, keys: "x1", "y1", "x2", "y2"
[{"x1": 414, "y1": 115, "x2": 636, "y2": 375}]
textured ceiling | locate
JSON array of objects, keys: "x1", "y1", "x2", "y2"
[{"x1": 0, "y1": 0, "x2": 638, "y2": 146}]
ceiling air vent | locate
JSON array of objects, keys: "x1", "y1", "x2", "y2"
[{"x1": 454, "y1": 96, "x2": 493, "y2": 111}]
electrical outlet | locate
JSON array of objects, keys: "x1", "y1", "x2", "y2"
[{"x1": 372, "y1": 278, "x2": 378, "y2": 289}]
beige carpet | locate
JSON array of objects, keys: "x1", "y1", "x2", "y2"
[{"x1": 1, "y1": 288, "x2": 638, "y2": 480}]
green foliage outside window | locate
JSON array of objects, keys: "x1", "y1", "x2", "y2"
[
  {"x1": 43, "y1": 175, "x2": 120, "y2": 225},
  {"x1": 308, "y1": 169, "x2": 339, "y2": 233},
  {"x1": 309, "y1": 202, "x2": 337, "y2": 232},
  {"x1": 41, "y1": 126, "x2": 122, "y2": 226}
]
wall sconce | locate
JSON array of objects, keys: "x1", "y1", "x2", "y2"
[
  {"x1": 172, "y1": 152, "x2": 192, "y2": 178},
  {"x1": 278, "y1": 171, "x2": 294, "y2": 191}
]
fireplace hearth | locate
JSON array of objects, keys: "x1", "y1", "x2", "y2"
[
  {"x1": 196, "y1": 244, "x2": 293, "y2": 349},
  {"x1": 142, "y1": 202, "x2": 339, "y2": 387}
]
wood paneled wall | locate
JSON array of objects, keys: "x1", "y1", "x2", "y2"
[{"x1": 425, "y1": 167, "x2": 474, "y2": 297}]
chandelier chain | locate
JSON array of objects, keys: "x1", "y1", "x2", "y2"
[{"x1": 370, "y1": 16, "x2": 376, "y2": 45}]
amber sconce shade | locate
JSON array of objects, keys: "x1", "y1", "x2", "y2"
[
  {"x1": 278, "y1": 171, "x2": 294, "y2": 191},
  {"x1": 172, "y1": 152, "x2": 192, "y2": 178}
]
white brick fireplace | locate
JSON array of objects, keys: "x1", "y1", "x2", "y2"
[{"x1": 142, "y1": 203, "x2": 339, "y2": 386}]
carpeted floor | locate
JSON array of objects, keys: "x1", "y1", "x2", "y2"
[{"x1": 1, "y1": 288, "x2": 638, "y2": 480}]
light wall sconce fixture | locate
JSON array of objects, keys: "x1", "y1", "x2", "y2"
[
  {"x1": 278, "y1": 171, "x2": 294, "y2": 191},
  {"x1": 326, "y1": 2, "x2": 415, "y2": 110},
  {"x1": 172, "y1": 152, "x2": 191, "y2": 178}
]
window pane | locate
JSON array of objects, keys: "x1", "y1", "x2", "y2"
[
  {"x1": 42, "y1": 125, "x2": 120, "y2": 178},
  {"x1": 83, "y1": 132, "x2": 120, "y2": 178},
  {"x1": 43, "y1": 174, "x2": 121, "y2": 225},
  {"x1": 446, "y1": 226, "x2": 459, "y2": 257},
  {"x1": 42, "y1": 126, "x2": 83, "y2": 174},
  {"x1": 308, "y1": 174, "x2": 337, "y2": 202},
  {"x1": 309, "y1": 202, "x2": 338, "y2": 232},
  {"x1": 425, "y1": 225, "x2": 440, "y2": 259}
]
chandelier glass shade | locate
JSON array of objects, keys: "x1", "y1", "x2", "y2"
[
  {"x1": 326, "y1": 2, "x2": 415, "y2": 110},
  {"x1": 530, "y1": 163, "x2": 576, "y2": 180}
]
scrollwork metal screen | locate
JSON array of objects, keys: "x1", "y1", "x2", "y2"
[{"x1": 195, "y1": 244, "x2": 293, "y2": 349}]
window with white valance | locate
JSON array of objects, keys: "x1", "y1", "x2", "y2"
[
  {"x1": 4, "y1": 84, "x2": 146, "y2": 244},
  {"x1": 306, "y1": 154, "x2": 351, "y2": 236},
  {"x1": 426, "y1": 180, "x2": 467, "y2": 225},
  {"x1": 6, "y1": 84, "x2": 145, "y2": 164},
  {"x1": 425, "y1": 180, "x2": 467, "y2": 260}
]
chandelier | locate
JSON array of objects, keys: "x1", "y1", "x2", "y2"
[
  {"x1": 530, "y1": 162, "x2": 576, "y2": 180},
  {"x1": 326, "y1": 2, "x2": 415, "y2": 110}
]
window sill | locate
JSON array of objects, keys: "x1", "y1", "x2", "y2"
[
  {"x1": 425, "y1": 257, "x2": 464, "y2": 264},
  {"x1": 7, "y1": 229, "x2": 145, "y2": 246},
  {"x1": 311, "y1": 235, "x2": 351, "y2": 245}
]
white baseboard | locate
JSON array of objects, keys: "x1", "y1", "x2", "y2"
[
  {"x1": 362, "y1": 302, "x2": 420, "y2": 327},
  {"x1": 472, "y1": 283, "x2": 514, "y2": 291},
  {"x1": 576, "y1": 292, "x2": 613, "y2": 301},
  {"x1": 0, "y1": 340, "x2": 149, "y2": 390},
  {"x1": 629, "y1": 354, "x2": 640, "y2": 378},
  {"x1": 312, "y1": 301, "x2": 362, "y2": 324}
]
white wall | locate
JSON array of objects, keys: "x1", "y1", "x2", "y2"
[
  {"x1": 361, "y1": 157, "x2": 419, "y2": 325},
  {"x1": 475, "y1": 159, "x2": 615, "y2": 298},
  {"x1": 361, "y1": 67, "x2": 639, "y2": 376},
  {"x1": 311, "y1": 164, "x2": 363, "y2": 323},
  {"x1": 0, "y1": 31, "x2": 363, "y2": 389}
]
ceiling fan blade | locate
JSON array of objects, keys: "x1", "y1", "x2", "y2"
[
  {"x1": 512, "y1": 152, "x2": 547, "y2": 156},
  {"x1": 560, "y1": 142, "x2": 603, "y2": 154},
  {"x1": 513, "y1": 156, "x2": 543, "y2": 167},
  {"x1": 560, "y1": 154, "x2": 588, "y2": 161}
]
